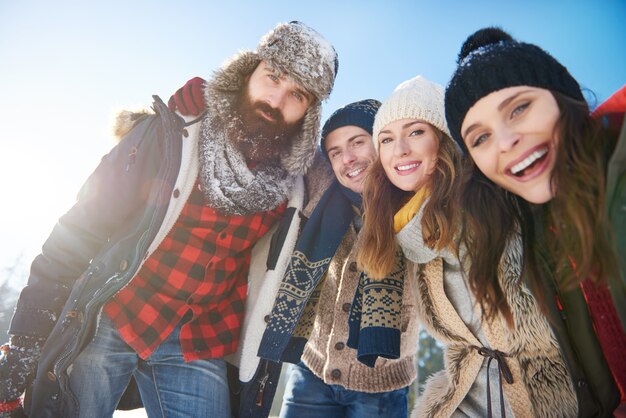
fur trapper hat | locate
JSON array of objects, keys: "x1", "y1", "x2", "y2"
[{"x1": 204, "y1": 21, "x2": 339, "y2": 175}]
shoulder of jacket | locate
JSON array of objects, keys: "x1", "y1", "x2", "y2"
[{"x1": 111, "y1": 109, "x2": 154, "y2": 141}]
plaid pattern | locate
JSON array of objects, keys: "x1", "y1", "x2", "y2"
[{"x1": 104, "y1": 179, "x2": 286, "y2": 361}]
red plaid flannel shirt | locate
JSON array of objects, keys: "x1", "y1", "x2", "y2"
[{"x1": 104, "y1": 180, "x2": 286, "y2": 361}]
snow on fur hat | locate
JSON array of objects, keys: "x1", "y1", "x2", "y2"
[
  {"x1": 320, "y1": 99, "x2": 381, "y2": 159},
  {"x1": 445, "y1": 27, "x2": 583, "y2": 152},
  {"x1": 204, "y1": 21, "x2": 339, "y2": 176},
  {"x1": 372, "y1": 76, "x2": 450, "y2": 151}
]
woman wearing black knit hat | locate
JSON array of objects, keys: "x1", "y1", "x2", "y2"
[{"x1": 445, "y1": 27, "x2": 626, "y2": 417}]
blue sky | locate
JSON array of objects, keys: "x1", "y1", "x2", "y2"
[{"x1": 1, "y1": 0, "x2": 625, "y2": 285}]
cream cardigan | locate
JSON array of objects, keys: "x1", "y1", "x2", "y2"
[{"x1": 299, "y1": 156, "x2": 420, "y2": 393}]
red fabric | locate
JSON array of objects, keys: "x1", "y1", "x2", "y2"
[
  {"x1": 581, "y1": 280, "x2": 626, "y2": 400},
  {"x1": 0, "y1": 398, "x2": 21, "y2": 412},
  {"x1": 168, "y1": 77, "x2": 207, "y2": 116},
  {"x1": 592, "y1": 85, "x2": 626, "y2": 118},
  {"x1": 104, "y1": 179, "x2": 286, "y2": 361},
  {"x1": 587, "y1": 84, "x2": 626, "y2": 401}
]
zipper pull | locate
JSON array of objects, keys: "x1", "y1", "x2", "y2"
[
  {"x1": 126, "y1": 146, "x2": 137, "y2": 171},
  {"x1": 255, "y1": 372, "x2": 269, "y2": 406},
  {"x1": 255, "y1": 363, "x2": 270, "y2": 407}
]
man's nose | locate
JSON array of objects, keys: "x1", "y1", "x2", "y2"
[
  {"x1": 266, "y1": 89, "x2": 287, "y2": 111},
  {"x1": 343, "y1": 148, "x2": 357, "y2": 164}
]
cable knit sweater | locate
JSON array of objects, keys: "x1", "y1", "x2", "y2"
[{"x1": 397, "y1": 206, "x2": 577, "y2": 418}]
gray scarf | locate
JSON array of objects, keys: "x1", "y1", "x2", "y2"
[{"x1": 198, "y1": 113, "x2": 293, "y2": 216}]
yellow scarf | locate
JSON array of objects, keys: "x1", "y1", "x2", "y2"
[{"x1": 393, "y1": 187, "x2": 429, "y2": 233}]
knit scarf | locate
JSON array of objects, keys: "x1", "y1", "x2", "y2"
[
  {"x1": 393, "y1": 187, "x2": 429, "y2": 233},
  {"x1": 198, "y1": 113, "x2": 292, "y2": 215},
  {"x1": 347, "y1": 191, "x2": 429, "y2": 367},
  {"x1": 347, "y1": 253, "x2": 406, "y2": 367},
  {"x1": 257, "y1": 180, "x2": 361, "y2": 363}
]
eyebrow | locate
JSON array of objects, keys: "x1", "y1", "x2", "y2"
[
  {"x1": 379, "y1": 120, "x2": 424, "y2": 135},
  {"x1": 326, "y1": 134, "x2": 367, "y2": 153},
  {"x1": 462, "y1": 90, "x2": 533, "y2": 138},
  {"x1": 262, "y1": 64, "x2": 276, "y2": 74},
  {"x1": 497, "y1": 90, "x2": 531, "y2": 111}
]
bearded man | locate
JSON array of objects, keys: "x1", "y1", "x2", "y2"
[{"x1": 0, "y1": 21, "x2": 337, "y2": 418}]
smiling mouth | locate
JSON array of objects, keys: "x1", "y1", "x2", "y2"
[
  {"x1": 510, "y1": 146, "x2": 549, "y2": 177},
  {"x1": 346, "y1": 167, "x2": 366, "y2": 178},
  {"x1": 395, "y1": 162, "x2": 420, "y2": 172}
]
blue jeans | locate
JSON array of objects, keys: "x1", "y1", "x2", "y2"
[
  {"x1": 68, "y1": 313, "x2": 230, "y2": 418},
  {"x1": 279, "y1": 362, "x2": 409, "y2": 418}
]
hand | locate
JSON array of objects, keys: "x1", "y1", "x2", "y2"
[
  {"x1": 0, "y1": 402, "x2": 27, "y2": 418},
  {"x1": 0, "y1": 336, "x2": 44, "y2": 414},
  {"x1": 168, "y1": 77, "x2": 206, "y2": 116}
]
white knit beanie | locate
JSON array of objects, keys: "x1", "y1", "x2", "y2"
[{"x1": 372, "y1": 75, "x2": 450, "y2": 151}]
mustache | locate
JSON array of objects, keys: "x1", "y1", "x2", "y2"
[{"x1": 254, "y1": 102, "x2": 284, "y2": 124}]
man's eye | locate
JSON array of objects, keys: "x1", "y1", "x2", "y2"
[
  {"x1": 292, "y1": 91, "x2": 303, "y2": 102},
  {"x1": 268, "y1": 74, "x2": 279, "y2": 82}
]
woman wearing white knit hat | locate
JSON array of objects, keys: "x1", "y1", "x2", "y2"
[
  {"x1": 358, "y1": 75, "x2": 460, "y2": 284},
  {"x1": 354, "y1": 75, "x2": 577, "y2": 417}
]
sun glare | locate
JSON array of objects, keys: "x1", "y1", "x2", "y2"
[{"x1": 0, "y1": 142, "x2": 80, "y2": 280}]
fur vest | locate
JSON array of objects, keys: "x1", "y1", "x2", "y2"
[{"x1": 397, "y1": 210, "x2": 577, "y2": 418}]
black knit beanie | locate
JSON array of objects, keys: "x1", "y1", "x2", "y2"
[
  {"x1": 445, "y1": 27, "x2": 584, "y2": 151},
  {"x1": 320, "y1": 99, "x2": 381, "y2": 158}
]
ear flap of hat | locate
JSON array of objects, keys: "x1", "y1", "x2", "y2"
[
  {"x1": 281, "y1": 101, "x2": 322, "y2": 176},
  {"x1": 204, "y1": 51, "x2": 260, "y2": 109}
]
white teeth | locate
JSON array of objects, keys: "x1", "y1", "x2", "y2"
[
  {"x1": 347, "y1": 167, "x2": 365, "y2": 178},
  {"x1": 511, "y1": 147, "x2": 548, "y2": 175},
  {"x1": 396, "y1": 162, "x2": 419, "y2": 171}
]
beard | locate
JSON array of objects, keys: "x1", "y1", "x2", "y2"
[{"x1": 230, "y1": 88, "x2": 303, "y2": 162}]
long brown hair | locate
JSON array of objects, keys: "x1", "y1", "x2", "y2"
[
  {"x1": 358, "y1": 127, "x2": 462, "y2": 278},
  {"x1": 459, "y1": 90, "x2": 619, "y2": 324}
]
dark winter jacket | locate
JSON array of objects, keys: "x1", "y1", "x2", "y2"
[
  {"x1": 535, "y1": 97, "x2": 626, "y2": 417},
  {"x1": 604, "y1": 89, "x2": 626, "y2": 330},
  {"x1": 10, "y1": 96, "x2": 307, "y2": 417}
]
